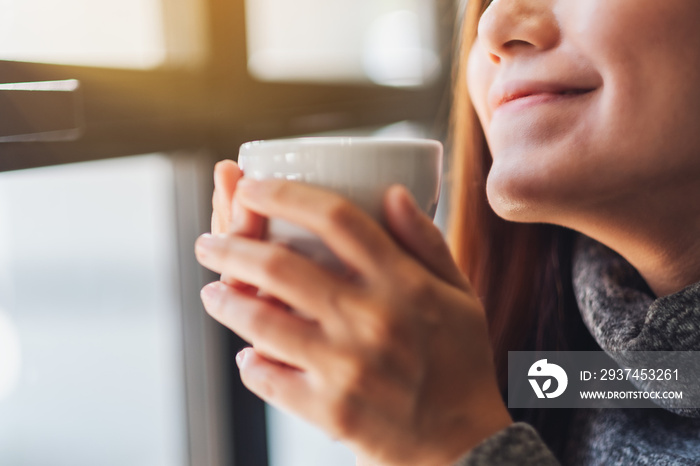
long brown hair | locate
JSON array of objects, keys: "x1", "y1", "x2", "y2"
[{"x1": 447, "y1": 0, "x2": 598, "y2": 456}]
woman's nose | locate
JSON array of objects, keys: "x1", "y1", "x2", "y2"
[{"x1": 477, "y1": 0, "x2": 560, "y2": 64}]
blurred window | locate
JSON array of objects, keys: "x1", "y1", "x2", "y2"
[
  {"x1": 0, "y1": 0, "x2": 205, "y2": 68},
  {"x1": 0, "y1": 155, "x2": 187, "y2": 466},
  {"x1": 246, "y1": 0, "x2": 441, "y2": 87}
]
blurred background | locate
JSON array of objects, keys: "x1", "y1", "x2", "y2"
[{"x1": 0, "y1": 0, "x2": 458, "y2": 464}]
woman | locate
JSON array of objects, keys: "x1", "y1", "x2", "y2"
[{"x1": 195, "y1": 0, "x2": 700, "y2": 464}]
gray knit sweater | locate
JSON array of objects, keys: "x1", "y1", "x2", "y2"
[{"x1": 455, "y1": 235, "x2": 700, "y2": 465}]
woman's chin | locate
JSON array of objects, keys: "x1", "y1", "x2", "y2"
[{"x1": 485, "y1": 170, "x2": 557, "y2": 224}]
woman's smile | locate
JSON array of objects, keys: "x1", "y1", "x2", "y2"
[
  {"x1": 489, "y1": 80, "x2": 597, "y2": 114},
  {"x1": 489, "y1": 83, "x2": 599, "y2": 132},
  {"x1": 492, "y1": 86, "x2": 596, "y2": 116}
]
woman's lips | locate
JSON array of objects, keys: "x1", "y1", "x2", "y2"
[
  {"x1": 494, "y1": 89, "x2": 595, "y2": 115},
  {"x1": 489, "y1": 80, "x2": 597, "y2": 114}
]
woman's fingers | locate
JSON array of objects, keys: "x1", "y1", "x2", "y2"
[
  {"x1": 201, "y1": 281, "x2": 324, "y2": 369},
  {"x1": 234, "y1": 179, "x2": 401, "y2": 277},
  {"x1": 223, "y1": 195, "x2": 267, "y2": 292},
  {"x1": 384, "y1": 185, "x2": 471, "y2": 291},
  {"x1": 195, "y1": 233, "x2": 359, "y2": 320},
  {"x1": 231, "y1": 194, "x2": 267, "y2": 238},
  {"x1": 211, "y1": 159, "x2": 265, "y2": 239},
  {"x1": 237, "y1": 348, "x2": 343, "y2": 439},
  {"x1": 211, "y1": 160, "x2": 267, "y2": 291},
  {"x1": 236, "y1": 347, "x2": 315, "y2": 417},
  {"x1": 212, "y1": 160, "x2": 241, "y2": 234}
]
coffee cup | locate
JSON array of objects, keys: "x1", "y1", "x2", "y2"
[{"x1": 238, "y1": 137, "x2": 443, "y2": 273}]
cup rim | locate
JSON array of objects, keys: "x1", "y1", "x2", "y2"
[{"x1": 240, "y1": 136, "x2": 442, "y2": 154}]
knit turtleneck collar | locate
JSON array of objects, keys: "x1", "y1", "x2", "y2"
[
  {"x1": 572, "y1": 234, "x2": 700, "y2": 353},
  {"x1": 571, "y1": 234, "x2": 700, "y2": 417}
]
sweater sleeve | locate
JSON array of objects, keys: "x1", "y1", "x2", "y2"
[{"x1": 452, "y1": 422, "x2": 560, "y2": 466}]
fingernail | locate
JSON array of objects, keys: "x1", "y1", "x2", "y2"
[
  {"x1": 214, "y1": 167, "x2": 220, "y2": 187},
  {"x1": 197, "y1": 233, "x2": 216, "y2": 249},
  {"x1": 196, "y1": 233, "x2": 215, "y2": 250},
  {"x1": 236, "y1": 348, "x2": 248, "y2": 368},
  {"x1": 214, "y1": 162, "x2": 224, "y2": 187},
  {"x1": 200, "y1": 282, "x2": 222, "y2": 306}
]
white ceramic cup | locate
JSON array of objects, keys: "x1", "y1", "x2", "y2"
[{"x1": 238, "y1": 137, "x2": 443, "y2": 273}]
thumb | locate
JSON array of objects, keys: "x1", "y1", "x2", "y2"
[
  {"x1": 212, "y1": 160, "x2": 242, "y2": 234},
  {"x1": 383, "y1": 185, "x2": 470, "y2": 290}
]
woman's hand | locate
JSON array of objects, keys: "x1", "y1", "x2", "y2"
[{"x1": 196, "y1": 175, "x2": 512, "y2": 465}]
